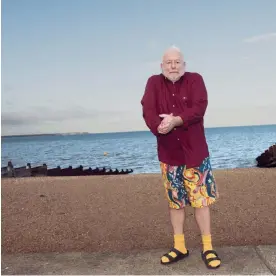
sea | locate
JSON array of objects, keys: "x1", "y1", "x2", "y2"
[{"x1": 1, "y1": 125, "x2": 276, "y2": 174}]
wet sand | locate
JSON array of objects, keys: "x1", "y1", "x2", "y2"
[{"x1": 1, "y1": 168, "x2": 276, "y2": 254}]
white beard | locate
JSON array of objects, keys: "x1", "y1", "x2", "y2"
[{"x1": 162, "y1": 70, "x2": 185, "y2": 82}]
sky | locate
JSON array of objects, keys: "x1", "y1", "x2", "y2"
[{"x1": 1, "y1": 0, "x2": 276, "y2": 135}]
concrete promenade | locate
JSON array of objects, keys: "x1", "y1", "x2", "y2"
[{"x1": 2, "y1": 245, "x2": 276, "y2": 274}]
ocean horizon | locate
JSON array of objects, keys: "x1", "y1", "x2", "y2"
[
  {"x1": 2, "y1": 123, "x2": 276, "y2": 138},
  {"x1": 1, "y1": 124, "x2": 276, "y2": 173}
]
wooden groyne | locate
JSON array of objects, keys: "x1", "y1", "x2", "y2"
[{"x1": 1, "y1": 161, "x2": 133, "y2": 178}]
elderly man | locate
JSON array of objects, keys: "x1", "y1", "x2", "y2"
[{"x1": 141, "y1": 46, "x2": 221, "y2": 269}]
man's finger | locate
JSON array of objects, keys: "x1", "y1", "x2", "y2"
[
  {"x1": 159, "y1": 129, "x2": 167, "y2": 133},
  {"x1": 159, "y1": 113, "x2": 173, "y2": 118},
  {"x1": 159, "y1": 114, "x2": 169, "y2": 118},
  {"x1": 160, "y1": 127, "x2": 170, "y2": 132},
  {"x1": 158, "y1": 127, "x2": 168, "y2": 133}
]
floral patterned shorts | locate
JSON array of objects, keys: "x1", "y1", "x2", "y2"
[{"x1": 160, "y1": 157, "x2": 217, "y2": 209}]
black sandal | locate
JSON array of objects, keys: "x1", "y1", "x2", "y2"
[
  {"x1": 201, "y1": 250, "x2": 221, "y2": 269},
  {"x1": 161, "y1": 248, "x2": 189, "y2": 265}
]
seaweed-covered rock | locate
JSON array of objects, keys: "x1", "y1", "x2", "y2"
[{"x1": 256, "y1": 144, "x2": 276, "y2": 168}]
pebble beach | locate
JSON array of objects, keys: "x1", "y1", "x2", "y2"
[{"x1": 2, "y1": 168, "x2": 276, "y2": 254}]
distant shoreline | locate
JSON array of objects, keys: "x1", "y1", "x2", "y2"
[{"x1": 1, "y1": 124, "x2": 276, "y2": 138}]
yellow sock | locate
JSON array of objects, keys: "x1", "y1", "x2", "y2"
[
  {"x1": 161, "y1": 234, "x2": 187, "y2": 263},
  {"x1": 202, "y1": 234, "x2": 221, "y2": 268}
]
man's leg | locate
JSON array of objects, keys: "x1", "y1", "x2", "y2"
[
  {"x1": 195, "y1": 206, "x2": 220, "y2": 268},
  {"x1": 184, "y1": 157, "x2": 221, "y2": 269},
  {"x1": 160, "y1": 162, "x2": 189, "y2": 264},
  {"x1": 169, "y1": 208, "x2": 185, "y2": 235},
  {"x1": 194, "y1": 206, "x2": 210, "y2": 235},
  {"x1": 161, "y1": 207, "x2": 189, "y2": 264}
]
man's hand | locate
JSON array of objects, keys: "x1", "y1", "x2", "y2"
[{"x1": 157, "y1": 114, "x2": 183, "y2": 134}]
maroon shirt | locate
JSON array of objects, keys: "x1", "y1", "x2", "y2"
[{"x1": 141, "y1": 72, "x2": 210, "y2": 168}]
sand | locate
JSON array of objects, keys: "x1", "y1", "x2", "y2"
[{"x1": 1, "y1": 168, "x2": 276, "y2": 254}]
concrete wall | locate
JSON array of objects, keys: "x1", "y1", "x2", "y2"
[{"x1": 2, "y1": 168, "x2": 276, "y2": 254}]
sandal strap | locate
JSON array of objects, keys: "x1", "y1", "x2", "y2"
[
  {"x1": 162, "y1": 248, "x2": 188, "y2": 261},
  {"x1": 202, "y1": 250, "x2": 219, "y2": 259},
  {"x1": 205, "y1": 257, "x2": 221, "y2": 264},
  {"x1": 163, "y1": 253, "x2": 174, "y2": 262},
  {"x1": 170, "y1": 248, "x2": 183, "y2": 255}
]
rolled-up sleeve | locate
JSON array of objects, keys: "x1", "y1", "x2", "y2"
[
  {"x1": 179, "y1": 73, "x2": 208, "y2": 128},
  {"x1": 141, "y1": 76, "x2": 161, "y2": 136}
]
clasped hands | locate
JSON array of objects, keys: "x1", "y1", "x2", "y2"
[{"x1": 157, "y1": 113, "x2": 183, "y2": 134}]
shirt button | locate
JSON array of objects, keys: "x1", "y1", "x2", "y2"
[
  {"x1": 174, "y1": 128, "x2": 176, "y2": 130},
  {"x1": 173, "y1": 105, "x2": 175, "y2": 107},
  {"x1": 172, "y1": 94, "x2": 175, "y2": 96},
  {"x1": 177, "y1": 138, "x2": 180, "y2": 140}
]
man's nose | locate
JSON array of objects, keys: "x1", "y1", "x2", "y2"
[{"x1": 171, "y1": 62, "x2": 176, "y2": 69}]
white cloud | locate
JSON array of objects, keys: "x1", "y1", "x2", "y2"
[{"x1": 243, "y1": 32, "x2": 276, "y2": 43}]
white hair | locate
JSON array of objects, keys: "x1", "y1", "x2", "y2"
[
  {"x1": 167, "y1": 45, "x2": 182, "y2": 52},
  {"x1": 162, "y1": 45, "x2": 184, "y2": 61}
]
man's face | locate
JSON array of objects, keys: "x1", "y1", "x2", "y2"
[{"x1": 161, "y1": 50, "x2": 185, "y2": 82}]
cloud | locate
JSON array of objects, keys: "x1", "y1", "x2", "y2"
[
  {"x1": 1, "y1": 106, "x2": 144, "y2": 135},
  {"x1": 1, "y1": 106, "x2": 129, "y2": 127},
  {"x1": 243, "y1": 32, "x2": 276, "y2": 43},
  {"x1": 1, "y1": 109, "x2": 93, "y2": 127}
]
